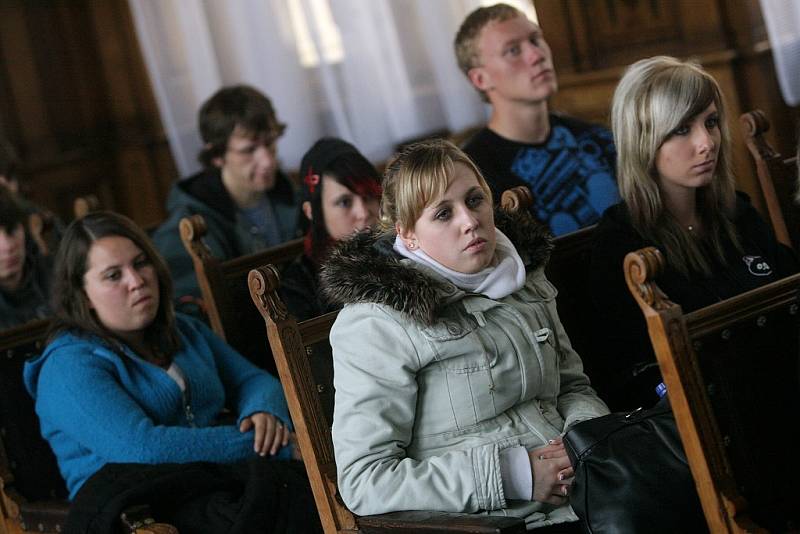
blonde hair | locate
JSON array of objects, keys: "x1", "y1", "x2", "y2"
[
  {"x1": 612, "y1": 55, "x2": 740, "y2": 276},
  {"x1": 380, "y1": 139, "x2": 492, "y2": 233},
  {"x1": 454, "y1": 3, "x2": 523, "y2": 102}
]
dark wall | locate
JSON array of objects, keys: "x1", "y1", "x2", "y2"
[{"x1": 0, "y1": 0, "x2": 176, "y2": 227}]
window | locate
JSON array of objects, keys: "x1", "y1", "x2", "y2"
[{"x1": 288, "y1": 0, "x2": 344, "y2": 67}]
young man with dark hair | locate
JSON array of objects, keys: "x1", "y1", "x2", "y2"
[
  {"x1": 153, "y1": 85, "x2": 300, "y2": 299},
  {"x1": 0, "y1": 187, "x2": 53, "y2": 329},
  {"x1": 455, "y1": 3, "x2": 619, "y2": 236}
]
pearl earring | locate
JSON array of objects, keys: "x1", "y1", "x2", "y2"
[{"x1": 408, "y1": 242, "x2": 416, "y2": 250}]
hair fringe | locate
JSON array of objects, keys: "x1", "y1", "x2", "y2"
[
  {"x1": 380, "y1": 139, "x2": 492, "y2": 234},
  {"x1": 613, "y1": 56, "x2": 741, "y2": 276}
]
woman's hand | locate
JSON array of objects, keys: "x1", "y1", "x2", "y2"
[
  {"x1": 528, "y1": 439, "x2": 574, "y2": 505},
  {"x1": 239, "y1": 412, "x2": 290, "y2": 456}
]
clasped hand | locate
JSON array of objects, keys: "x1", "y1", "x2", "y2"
[
  {"x1": 239, "y1": 411, "x2": 290, "y2": 456},
  {"x1": 529, "y1": 438, "x2": 574, "y2": 505}
]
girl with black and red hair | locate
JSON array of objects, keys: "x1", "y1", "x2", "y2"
[{"x1": 280, "y1": 138, "x2": 381, "y2": 321}]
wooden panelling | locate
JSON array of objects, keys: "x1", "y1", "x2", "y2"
[
  {"x1": 538, "y1": 0, "x2": 725, "y2": 72},
  {"x1": 537, "y1": 0, "x2": 800, "y2": 217},
  {"x1": 0, "y1": 0, "x2": 175, "y2": 228}
]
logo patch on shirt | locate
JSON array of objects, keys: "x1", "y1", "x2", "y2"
[
  {"x1": 743, "y1": 255, "x2": 772, "y2": 276},
  {"x1": 510, "y1": 125, "x2": 619, "y2": 236}
]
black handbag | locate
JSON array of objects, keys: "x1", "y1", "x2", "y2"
[{"x1": 563, "y1": 397, "x2": 707, "y2": 534}]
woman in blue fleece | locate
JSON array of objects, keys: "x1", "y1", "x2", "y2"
[{"x1": 23, "y1": 211, "x2": 294, "y2": 501}]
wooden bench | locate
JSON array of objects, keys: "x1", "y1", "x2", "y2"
[
  {"x1": 498, "y1": 187, "x2": 598, "y2": 351},
  {"x1": 179, "y1": 214, "x2": 304, "y2": 373},
  {"x1": 496, "y1": 185, "x2": 601, "y2": 389},
  {"x1": 625, "y1": 246, "x2": 800, "y2": 532},
  {"x1": 740, "y1": 109, "x2": 799, "y2": 250},
  {"x1": 0, "y1": 319, "x2": 69, "y2": 534},
  {"x1": 544, "y1": 224, "x2": 598, "y2": 383},
  {"x1": 0, "y1": 321, "x2": 179, "y2": 534}
]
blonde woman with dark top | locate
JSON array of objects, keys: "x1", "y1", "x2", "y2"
[{"x1": 589, "y1": 56, "x2": 798, "y2": 411}]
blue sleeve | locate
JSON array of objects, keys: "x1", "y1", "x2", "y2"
[
  {"x1": 35, "y1": 348, "x2": 259, "y2": 465},
  {"x1": 180, "y1": 315, "x2": 291, "y2": 429}
]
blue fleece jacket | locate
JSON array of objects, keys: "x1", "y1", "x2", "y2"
[{"x1": 24, "y1": 314, "x2": 291, "y2": 499}]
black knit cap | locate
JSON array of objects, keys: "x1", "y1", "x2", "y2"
[{"x1": 299, "y1": 137, "x2": 364, "y2": 203}]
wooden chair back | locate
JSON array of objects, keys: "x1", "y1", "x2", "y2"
[
  {"x1": 625, "y1": 246, "x2": 800, "y2": 533},
  {"x1": 497, "y1": 187, "x2": 599, "y2": 370},
  {"x1": 179, "y1": 214, "x2": 304, "y2": 372},
  {"x1": 740, "y1": 109, "x2": 799, "y2": 250},
  {"x1": 543, "y1": 224, "x2": 598, "y2": 379},
  {"x1": 246, "y1": 188, "x2": 537, "y2": 534},
  {"x1": 0, "y1": 320, "x2": 183, "y2": 534},
  {"x1": 73, "y1": 195, "x2": 100, "y2": 219},
  {"x1": 0, "y1": 319, "x2": 69, "y2": 534}
]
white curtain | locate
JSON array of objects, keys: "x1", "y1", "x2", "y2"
[
  {"x1": 759, "y1": 0, "x2": 800, "y2": 106},
  {"x1": 128, "y1": 0, "x2": 494, "y2": 177}
]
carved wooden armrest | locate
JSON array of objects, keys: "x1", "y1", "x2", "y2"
[
  {"x1": 179, "y1": 214, "x2": 213, "y2": 262},
  {"x1": 739, "y1": 109, "x2": 769, "y2": 138},
  {"x1": 624, "y1": 246, "x2": 675, "y2": 312},
  {"x1": 120, "y1": 504, "x2": 179, "y2": 534},
  {"x1": 500, "y1": 186, "x2": 533, "y2": 212},
  {"x1": 73, "y1": 195, "x2": 100, "y2": 219},
  {"x1": 248, "y1": 265, "x2": 289, "y2": 322}
]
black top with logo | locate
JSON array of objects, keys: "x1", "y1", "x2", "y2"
[
  {"x1": 462, "y1": 113, "x2": 619, "y2": 236},
  {"x1": 585, "y1": 192, "x2": 799, "y2": 410}
]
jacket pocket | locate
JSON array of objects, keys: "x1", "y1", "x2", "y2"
[
  {"x1": 423, "y1": 318, "x2": 500, "y2": 430},
  {"x1": 441, "y1": 352, "x2": 499, "y2": 429}
]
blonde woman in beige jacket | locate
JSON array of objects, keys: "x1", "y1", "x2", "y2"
[{"x1": 320, "y1": 139, "x2": 608, "y2": 531}]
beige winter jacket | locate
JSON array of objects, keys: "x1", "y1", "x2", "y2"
[{"x1": 320, "y1": 210, "x2": 609, "y2": 529}]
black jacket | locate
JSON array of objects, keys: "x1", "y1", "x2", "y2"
[
  {"x1": 588, "y1": 193, "x2": 798, "y2": 410},
  {"x1": 65, "y1": 459, "x2": 320, "y2": 534},
  {"x1": 279, "y1": 253, "x2": 336, "y2": 323}
]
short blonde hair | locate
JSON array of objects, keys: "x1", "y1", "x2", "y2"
[
  {"x1": 380, "y1": 139, "x2": 492, "y2": 232},
  {"x1": 612, "y1": 56, "x2": 739, "y2": 275},
  {"x1": 454, "y1": 3, "x2": 521, "y2": 75},
  {"x1": 454, "y1": 3, "x2": 523, "y2": 102}
]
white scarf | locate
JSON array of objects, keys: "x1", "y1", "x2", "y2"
[{"x1": 393, "y1": 228, "x2": 525, "y2": 299}]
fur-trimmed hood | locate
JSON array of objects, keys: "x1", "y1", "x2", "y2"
[{"x1": 319, "y1": 210, "x2": 553, "y2": 325}]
